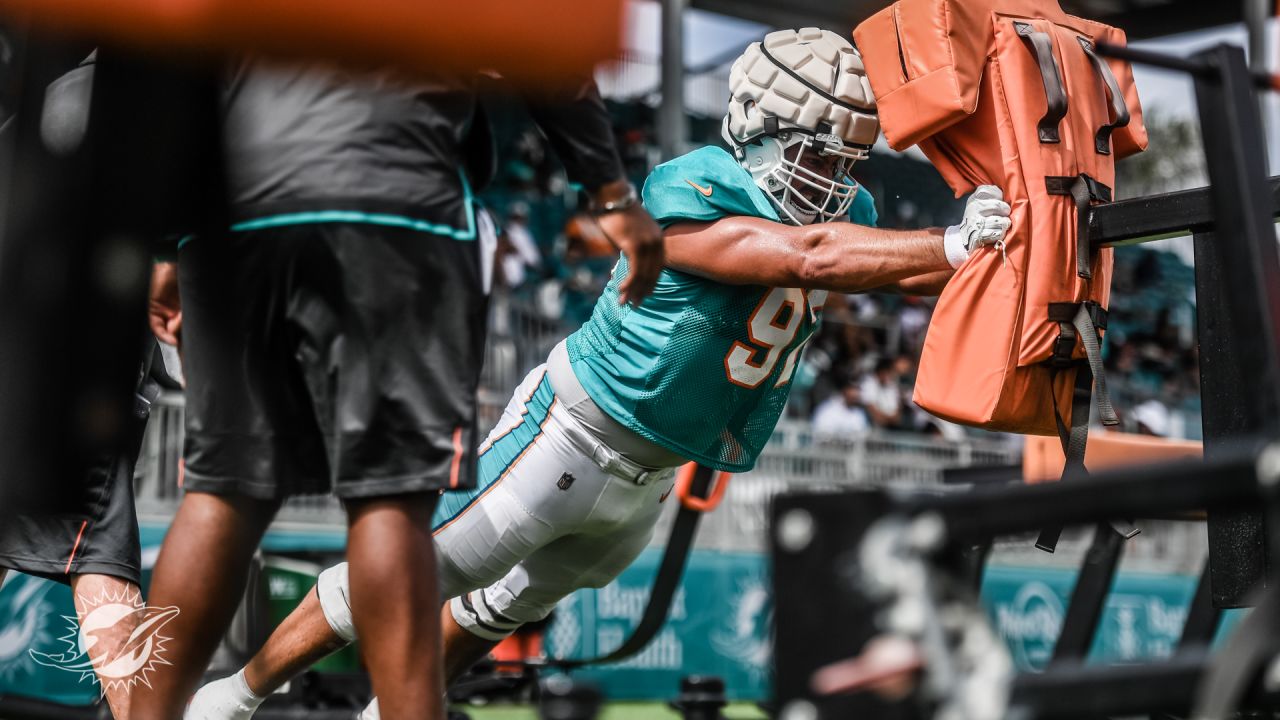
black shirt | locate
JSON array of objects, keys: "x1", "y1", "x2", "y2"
[{"x1": 222, "y1": 59, "x2": 625, "y2": 234}]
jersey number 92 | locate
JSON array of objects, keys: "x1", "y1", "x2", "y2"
[{"x1": 724, "y1": 287, "x2": 826, "y2": 389}]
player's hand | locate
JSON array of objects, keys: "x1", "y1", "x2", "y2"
[
  {"x1": 591, "y1": 181, "x2": 664, "y2": 306},
  {"x1": 148, "y1": 261, "x2": 182, "y2": 348},
  {"x1": 943, "y1": 185, "x2": 1011, "y2": 269}
]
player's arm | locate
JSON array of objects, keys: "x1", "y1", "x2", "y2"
[
  {"x1": 867, "y1": 269, "x2": 956, "y2": 297},
  {"x1": 664, "y1": 186, "x2": 1009, "y2": 294},
  {"x1": 665, "y1": 219, "x2": 945, "y2": 292}
]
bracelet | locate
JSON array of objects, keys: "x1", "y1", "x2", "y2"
[{"x1": 591, "y1": 183, "x2": 639, "y2": 215}]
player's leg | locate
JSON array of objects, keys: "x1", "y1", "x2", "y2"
[
  {"x1": 0, "y1": 395, "x2": 150, "y2": 717},
  {"x1": 440, "y1": 454, "x2": 671, "y2": 681},
  {"x1": 187, "y1": 360, "x2": 631, "y2": 718},
  {"x1": 244, "y1": 582, "x2": 349, "y2": 693},
  {"x1": 68, "y1": 573, "x2": 142, "y2": 720},
  {"x1": 185, "y1": 362, "x2": 562, "y2": 717},
  {"x1": 344, "y1": 492, "x2": 442, "y2": 720},
  {"x1": 439, "y1": 602, "x2": 501, "y2": 685},
  {"x1": 319, "y1": 224, "x2": 490, "y2": 720},
  {"x1": 354, "y1": 403, "x2": 648, "y2": 720},
  {"x1": 133, "y1": 492, "x2": 280, "y2": 720},
  {"x1": 186, "y1": 576, "x2": 350, "y2": 720},
  {"x1": 440, "y1": 492, "x2": 667, "y2": 683}
]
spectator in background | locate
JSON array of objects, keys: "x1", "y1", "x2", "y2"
[
  {"x1": 812, "y1": 377, "x2": 870, "y2": 440},
  {"x1": 861, "y1": 357, "x2": 904, "y2": 430},
  {"x1": 555, "y1": 212, "x2": 618, "y2": 327},
  {"x1": 892, "y1": 353, "x2": 916, "y2": 388},
  {"x1": 1131, "y1": 399, "x2": 1171, "y2": 437},
  {"x1": 897, "y1": 296, "x2": 931, "y2": 354},
  {"x1": 496, "y1": 201, "x2": 542, "y2": 290}
]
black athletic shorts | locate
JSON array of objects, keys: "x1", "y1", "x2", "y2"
[
  {"x1": 0, "y1": 394, "x2": 147, "y2": 587},
  {"x1": 179, "y1": 222, "x2": 485, "y2": 500}
]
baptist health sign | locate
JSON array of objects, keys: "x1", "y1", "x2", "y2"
[{"x1": 545, "y1": 549, "x2": 772, "y2": 701}]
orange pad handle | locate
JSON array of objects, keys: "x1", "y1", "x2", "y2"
[{"x1": 674, "y1": 462, "x2": 731, "y2": 513}]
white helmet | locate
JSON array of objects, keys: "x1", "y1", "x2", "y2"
[{"x1": 723, "y1": 28, "x2": 880, "y2": 225}]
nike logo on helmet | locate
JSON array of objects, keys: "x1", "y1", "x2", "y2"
[
  {"x1": 659, "y1": 485, "x2": 674, "y2": 503},
  {"x1": 685, "y1": 179, "x2": 714, "y2": 197}
]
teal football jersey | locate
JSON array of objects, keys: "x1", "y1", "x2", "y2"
[{"x1": 566, "y1": 146, "x2": 877, "y2": 471}]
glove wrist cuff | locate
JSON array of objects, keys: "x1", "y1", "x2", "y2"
[{"x1": 943, "y1": 224, "x2": 970, "y2": 269}]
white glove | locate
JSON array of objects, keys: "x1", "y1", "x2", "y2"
[{"x1": 944, "y1": 185, "x2": 1012, "y2": 269}]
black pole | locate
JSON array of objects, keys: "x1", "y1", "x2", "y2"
[
  {"x1": 1049, "y1": 523, "x2": 1126, "y2": 665},
  {"x1": 1189, "y1": 44, "x2": 1280, "y2": 608}
]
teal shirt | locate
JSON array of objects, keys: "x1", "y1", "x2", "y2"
[{"x1": 566, "y1": 146, "x2": 877, "y2": 471}]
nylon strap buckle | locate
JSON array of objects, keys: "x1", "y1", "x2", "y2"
[{"x1": 1046, "y1": 174, "x2": 1113, "y2": 279}]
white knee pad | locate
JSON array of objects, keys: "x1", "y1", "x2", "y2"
[
  {"x1": 449, "y1": 589, "x2": 533, "y2": 643},
  {"x1": 316, "y1": 562, "x2": 357, "y2": 644}
]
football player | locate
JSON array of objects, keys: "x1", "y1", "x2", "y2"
[{"x1": 186, "y1": 28, "x2": 1008, "y2": 720}]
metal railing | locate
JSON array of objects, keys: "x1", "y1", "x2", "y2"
[
  {"x1": 134, "y1": 395, "x2": 1021, "y2": 542},
  {"x1": 134, "y1": 394, "x2": 1205, "y2": 572},
  {"x1": 673, "y1": 422, "x2": 1021, "y2": 552}
]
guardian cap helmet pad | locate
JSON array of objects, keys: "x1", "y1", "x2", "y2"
[{"x1": 723, "y1": 28, "x2": 880, "y2": 225}]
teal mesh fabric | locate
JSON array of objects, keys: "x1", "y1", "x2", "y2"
[{"x1": 566, "y1": 146, "x2": 877, "y2": 471}]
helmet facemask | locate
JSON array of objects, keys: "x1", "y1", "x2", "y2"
[{"x1": 728, "y1": 118, "x2": 865, "y2": 225}]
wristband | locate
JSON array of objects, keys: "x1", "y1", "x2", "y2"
[
  {"x1": 591, "y1": 182, "x2": 639, "y2": 215},
  {"x1": 943, "y1": 224, "x2": 970, "y2": 269}
]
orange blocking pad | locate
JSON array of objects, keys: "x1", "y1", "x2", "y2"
[
  {"x1": 855, "y1": 0, "x2": 1147, "y2": 436},
  {"x1": 0, "y1": 0, "x2": 623, "y2": 88},
  {"x1": 1023, "y1": 430, "x2": 1202, "y2": 484}
]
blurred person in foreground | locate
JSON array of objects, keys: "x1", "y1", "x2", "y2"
[
  {"x1": 186, "y1": 28, "x2": 1010, "y2": 720},
  {"x1": 140, "y1": 59, "x2": 664, "y2": 720},
  {"x1": 0, "y1": 53, "x2": 177, "y2": 720}
]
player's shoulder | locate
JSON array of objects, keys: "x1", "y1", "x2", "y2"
[
  {"x1": 650, "y1": 145, "x2": 742, "y2": 180},
  {"x1": 848, "y1": 181, "x2": 878, "y2": 227},
  {"x1": 641, "y1": 146, "x2": 779, "y2": 227}
]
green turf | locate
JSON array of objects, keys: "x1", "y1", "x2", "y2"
[{"x1": 460, "y1": 701, "x2": 768, "y2": 720}]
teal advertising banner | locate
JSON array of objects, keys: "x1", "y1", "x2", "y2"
[
  {"x1": 0, "y1": 526, "x2": 1250, "y2": 707},
  {"x1": 543, "y1": 549, "x2": 772, "y2": 702},
  {"x1": 0, "y1": 522, "x2": 349, "y2": 707},
  {"x1": 981, "y1": 565, "x2": 1244, "y2": 671},
  {"x1": 543, "y1": 555, "x2": 1247, "y2": 701},
  {"x1": 0, "y1": 574, "x2": 90, "y2": 706}
]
